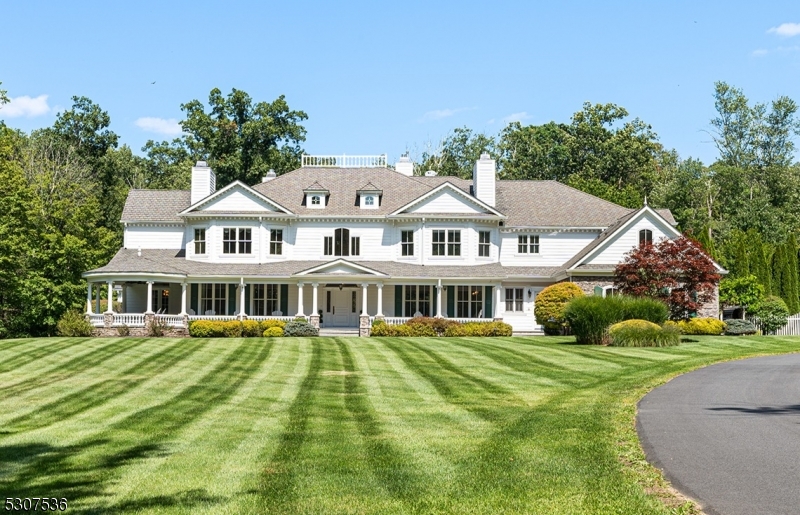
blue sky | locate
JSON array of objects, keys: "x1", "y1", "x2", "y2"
[{"x1": 1, "y1": 0, "x2": 798, "y2": 166}]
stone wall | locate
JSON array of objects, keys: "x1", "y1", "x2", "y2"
[
  {"x1": 697, "y1": 284, "x2": 720, "y2": 319},
  {"x1": 566, "y1": 276, "x2": 614, "y2": 295},
  {"x1": 92, "y1": 326, "x2": 189, "y2": 337}
]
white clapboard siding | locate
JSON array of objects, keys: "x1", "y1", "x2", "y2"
[
  {"x1": 499, "y1": 231, "x2": 598, "y2": 267},
  {"x1": 407, "y1": 189, "x2": 484, "y2": 214},
  {"x1": 587, "y1": 213, "x2": 672, "y2": 265},
  {"x1": 199, "y1": 188, "x2": 275, "y2": 212},
  {"x1": 124, "y1": 225, "x2": 185, "y2": 249}
]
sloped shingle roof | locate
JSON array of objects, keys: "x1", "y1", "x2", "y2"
[{"x1": 121, "y1": 190, "x2": 191, "y2": 222}]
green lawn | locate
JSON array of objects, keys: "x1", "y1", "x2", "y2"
[{"x1": 2, "y1": 336, "x2": 799, "y2": 514}]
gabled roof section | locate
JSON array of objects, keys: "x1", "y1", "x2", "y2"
[
  {"x1": 180, "y1": 181, "x2": 293, "y2": 215},
  {"x1": 389, "y1": 182, "x2": 505, "y2": 217},
  {"x1": 357, "y1": 182, "x2": 382, "y2": 194},
  {"x1": 294, "y1": 259, "x2": 388, "y2": 277},
  {"x1": 303, "y1": 181, "x2": 329, "y2": 194},
  {"x1": 559, "y1": 206, "x2": 682, "y2": 274},
  {"x1": 121, "y1": 190, "x2": 191, "y2": 223}
]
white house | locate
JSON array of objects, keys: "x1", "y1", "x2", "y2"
[{"x1": 83, "y1": 153, "x2": 712, "y2": 335}]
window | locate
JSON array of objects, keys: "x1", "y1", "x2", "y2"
[
  {"x1": 351, "y1": 291, "x2": 357, "y2": 313},
  {"x1": 200, "y1": 283, "x2": 227, "y2": 315},
  {"x1": 326, "y1": 291, "x2": 331, "y2": 312},
  {"x1": 270, "y1": 229, "x2": 283, "y2": 255},
  {"x1": 603, "y1": 286, "x2": 618, "y2": 298},
  {"x1": 311, "y1": 195, "x2": 321, "y2": 205},
  {"x1": 324, "y1": 236, "x2": 333, "y2": 255},
  {"x1": 334, "y1": 228, "x2": 350, "y2": 256},
  {"x1": 194, "y1": 228, "x2": 206, "y2": 255},
  {"x1": 401, "y1": 230, "x2": 414, "y2": 256},
  {"x1": 253, "y1": 284, "x2": 280, "y2": 315},
  {"x1": 478, "y1": 231, "x2": 490, "y2": 257},
  {"x1": 447, "y1": 230, "x2": 461, "y2": 256},
  {"x1": 151, "y1": 288, "x2": 169, "y2": 313},
  {"x1": 403, "y1": 285, "x2": 431, "y2": 317},
  {"x1": 639, "y1": 229, "x2": 653, "y2": 245},
  {"x1": 351, "y1": 236, "x2": 360, "y2": 256},
  {"x1": 518, "y1": 234, "x2": 540, "y2": 254},
  {"x1": 505, "y1": 288, "x2": 524, "y2": 312},
  {"x1": 457, "y1": 285, "x2": 483, "y2": 318},
  {"x1": 223, "y1": 228, "x2": 252, "y2": 254},
  {"x1": 432, "y1": 230, "x2": 445, "y2": 256},
  {"x1": 365, "y1": 196, "x2": 374, "y2": 206}
]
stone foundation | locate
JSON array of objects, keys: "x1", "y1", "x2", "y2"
[
  {"x1": 309, "y1": 314, "x2": 320, "y2": 329},
  {"x1": 698, "y1": 284, "x2": 720, "y2": 319},
  {"x1": 92, "y1": 326, "x2": 189, "y2": 337},
  {"x1": 567, "y1": 276, "x2": 614, "y2": 295},
  {"x1": 359, "y1": 315, "x2": 370, "y2": 337}
]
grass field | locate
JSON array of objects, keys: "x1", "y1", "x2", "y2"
[{"x1": 1, "y1": 335, "x2": 799, "y2": 514}]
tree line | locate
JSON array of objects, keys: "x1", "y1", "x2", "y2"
[{"x1": 0, "y1": 81, "x2": 798, "y2": 336}]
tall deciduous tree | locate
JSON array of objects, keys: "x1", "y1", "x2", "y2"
[
  {"x1": 417, "y1": 127, "x2": 496, "y2": 179},
  {"x1": 614, "y1": 236, "x2": 721, "y2": 320},
  {"x1": 179, "y1": 88, "x2": 308, "y2": 185}
]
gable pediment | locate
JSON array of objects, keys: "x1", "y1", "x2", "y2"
[
  {"x1": 181, "y1": 181, "x2": 293, "y2": 215},
  {"x1": 295, "y1": 259, "x2": 386, "y2": 277},
  {"x1": 392, "y1": 183, "x2": 504, "y2": 217}
]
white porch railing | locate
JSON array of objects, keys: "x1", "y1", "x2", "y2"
[
  {"x1": 88, "y1": 314, "x2": 104, "y2": 327},
  {"x1": 302, "y1": 154, "x2": 387, "y2": 168},
  {"x1": 156, "y1": 315, "x2": 186, "y2": 328},
  {"x1": 377, "y1": 317, "x2": 494, "y2": 326},
  {"x1": 188, "y1": 315, "x2": 238, "y2": 322},
  {"x1": 249, "y1": 316, "x2": 304, "y2": 323},
  {"x1": 113, "y1": 314, "x2": 145, "y2": 327},
  {"x1": 748, "y1": 313, "x2": 800, "y2": 335}
]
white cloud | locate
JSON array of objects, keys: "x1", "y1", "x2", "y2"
[
  {"x1": 419, "y1": 107, "x2": 475, "y2": 122},
  {"x1": 768, "y1": 22, "x2": 800, "y2": 37},
  {"x1": 502, "y1": 111, "x2": 531, "y2": 124},
  {"x1": 134, "y1": 117, "x2": 183, "y2": 136},
  {"x1": 0, "y1": 94, "x2": 50, "y2": 118},
  {"x1": 752, "y1": 48, "x2": 769, "y2": 56}
]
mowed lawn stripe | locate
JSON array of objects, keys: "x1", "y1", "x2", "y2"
[
  {"x1": 0, "y1": 339, "x2": 272, "y2": 509},
  {"x1": 2, "y1": 338, "x2": 211, "y2": 432},
  {"x1": 0, "y1": 337, "x2": 139, "y2": 375}
]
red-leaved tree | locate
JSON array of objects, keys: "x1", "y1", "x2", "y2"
[{"x1": 614, "y1": 236, "x2": 721, "y2": 320}]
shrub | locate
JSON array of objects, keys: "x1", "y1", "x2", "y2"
[
  {"x1": 260, "y1": 319, "x2": 286, "y2": 331},
  {"x1": 147, "y1": 316, "x2": 171, "y2": 337},
  {"x1": 608, "y1": 319, "x2": 680, "y2": 347},
  {"x1": 677, "y1": 317, "x2": 726, "y2": 335},
  {"x1": 263, "y1": 326, "x2": 284, "y2": 337},
  {"x1": 241, "y1": 320, "x2": 262, "y2": 337},
  {"x1": 372, "y1": 318, "x2": 386, "y2": 328},
  {"x1": 188, "y1": 320, "x2": 224, "y2": 337},
  {"x1": 751, "y1": 296, "x2": 790, "y2": 334},
  {"x1": 283, "y1": 320, "x2": 319, "y2": 337},
  {"x1": 535, "y1": 283, "x2": 585, "y2": 335},
  {"x1": 406, "y1": 316, "x2": 454, "y2": 336},
  {"x1": 222, "y1": 320, "x2": 243, "y2": 338},
  {"x1": 294, "y1": 316, "x2": 308, "y2": 322},
  {"x1": 724, "y1": 319, "x2": 758, "y2": 335},
  {"x1": 563, "y1": 295, "x2": 668, "y2": 345},
  {"x1": 116, "y1": 324, "x2": 131, "y2": 337},
  {"x1": 56, "y1": 310, "x2": 95, "y2": 337},
  {"x1": 443, "y1": 324, "x2": 468, "y2": 337}
]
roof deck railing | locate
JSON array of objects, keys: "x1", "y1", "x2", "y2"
[{"x1": 302, "y1": 154, "x2": 387, "y2": 168}]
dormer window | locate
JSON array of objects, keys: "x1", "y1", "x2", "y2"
[
  {"x1": 358, "y1": 182, "x2": 382, "y2": 210},
  {"x1": 311, "y1": 195, "x2": 321, "y2": 205},
  {"x1": 304, "y1": 181, "x2": 329, "y2": 210}
]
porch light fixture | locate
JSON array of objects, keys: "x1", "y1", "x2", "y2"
[{"x1": 339, "y1": 284, "x2": 343, "y2": 291}]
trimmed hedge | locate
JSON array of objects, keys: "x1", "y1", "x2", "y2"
[
  {"x1": 608, "y1": 319, "x2": 681, "y2": 347},
  {"x1": 563, "y1": 295, "x2": 670, "y2": 345},
  {"x1": 263, "y1": 326, "x2": 284, "y2": 337},
  {"x1": 534, "y1": 283, "x2": 585, "y2": 335},
  {"x1": 371, "y1": 318, "x2": 512, "y2": 337},
  {"x1": 283, "y1": 320, "x2": 319, "y2": 337},
  {"x1": 188, "y1": 319, "x2": 288, "y2": 338},
  {"x1": 676, "y1": 317, "x2": 726, "y2": 335},
  {"x1": 724, "y1": 319, "x2": 758, "y2": 336}
]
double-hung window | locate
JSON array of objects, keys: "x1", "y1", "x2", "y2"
[
  {"x1": 505, "y1": 288, "x2": 524, "y2": 312},
  {"x1": 401, "y1": 230, "x2": 414, "y2": 256},
  {"x1": 447, "y1": 230, "x2": 461, "y2": 256},
  {"x1": 324, "y1": 228, "x2": 358, "y2": 256},
  {"x1": 270, "y1": 229, "x2": 283, "y2": 255},
  {"x1": 223, "y1": 228, "x2": 252, "y2": 254},
  {"x1": 478, "y1": 231, "x2": 490, "y2": 257},
  {"x1": 457, "y1": 285, "x2": 483, "y2": 318},
  {"x1": 432, "y1": 230, "x2": 445, "y2": 256},
  {"x1": 517, "y1": 234, "x2": 540, "y2": 254},
  {"x1": 351, "y1": 236, "x2": 360, "y2": 256},
  {"x1": 403, "y1": 285, "x2": 431, "y2": 317},
  {"x1": 253, "y1": 284, "x2": 280, "y2": 315},
  {"x1": 639, "y1": 229, "x2": 653, "y2": 245},
  {"x1": 200, "y1": 283, "x2": 228, "y2": 315},
  {"x1": 194, "y1": 228, "x2": 206, "y2": 255}
]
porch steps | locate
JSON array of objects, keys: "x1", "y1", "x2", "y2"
[{"x1": 318, "y1": 327, "x2": 360, "y2": 337}]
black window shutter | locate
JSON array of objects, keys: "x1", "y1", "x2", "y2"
[
  {"x1": 394, "y1": 285, "x2": 403, "y2": 317},
  {"x1": 280, "y1": 284, "x2": 289, "y2": 315},
  {"x1": 446, "y1": 286, "x2": 455, "y2": 317},
  {"x1": 190, "y1": 284, "x2": 198, "y2": 314},
  {"x1": 484, "y1": 286, "x2": 493, "y2": 319},
  {"x1": 228, "y1": 284, "x2": 237, "y2": 315}
]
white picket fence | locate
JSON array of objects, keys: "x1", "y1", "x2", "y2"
[{"x1": 748, "y1": 314, "x2": 800, "y2": 335}]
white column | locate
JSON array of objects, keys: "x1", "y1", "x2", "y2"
[
  {"x1": 121, "y1": 284, "x2": 128, "y2": 313},
  {"x1": 86, "y1": 282, "x2": 93, "y2": 314},
  {"x1": 376, "y1": 283, "x2": 383, "y2": 316},
  {"x1": 361, "y1": 283, "x2": 368, "y2": 315},
  {"x1": 180, "y1": 283, "x2": 188, "y2": 315},
  {"x1": 146, "y1": 281, "x2": 154, "y2": 314},
  {"x1": 436, "y1": 285, "x2": 443, "y2": 318},
  {"x1": 297, "y1": 282, "x2": 305, "y2": 316},
  {"x1": 311, "y1": 283, "x2": 319, "y2": 315},
  {"x1": 105, "y1": 281, "x2": 114, "y2": 313},
  {"x1": 495, "y1": 284, "x2": 503, "y2": 318},
  {"x1": 95, "y1": 285, "x2": 101, "y2": 313},
  {"x1": 240, "y1": 279, "x2": 246, "y2": 316}
]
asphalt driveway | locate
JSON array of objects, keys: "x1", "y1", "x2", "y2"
[{"x1": 637, "y1": 353, "x2": 800, "y2": 515}]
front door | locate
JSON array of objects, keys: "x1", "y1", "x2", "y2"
[{"x1": 329, "y1": 289, "x2": 357, "y2": 327}]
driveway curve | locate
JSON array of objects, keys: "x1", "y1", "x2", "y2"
[{"x1": 637, "y1": 353, "x2": 800, "y2": 515}]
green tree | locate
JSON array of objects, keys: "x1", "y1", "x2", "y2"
[
  {"x1": 417, "y1": 127, "x2": 496, "y2": 178},
  {"x1": 497, "y1": 122, "x2": 571, "y2": 181},
  {"x1": 751, "y1": 296, "x2": 790, "y2": 334},
  {"x1": 719, "y1": 275, "x2": 764, "y2": 319},
  {"x1": 179, "y1": 88, "x2": 308, "y2": 185},
  {"x1": 141, "y1": 138, "x2": 193, "y2": 189}
]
